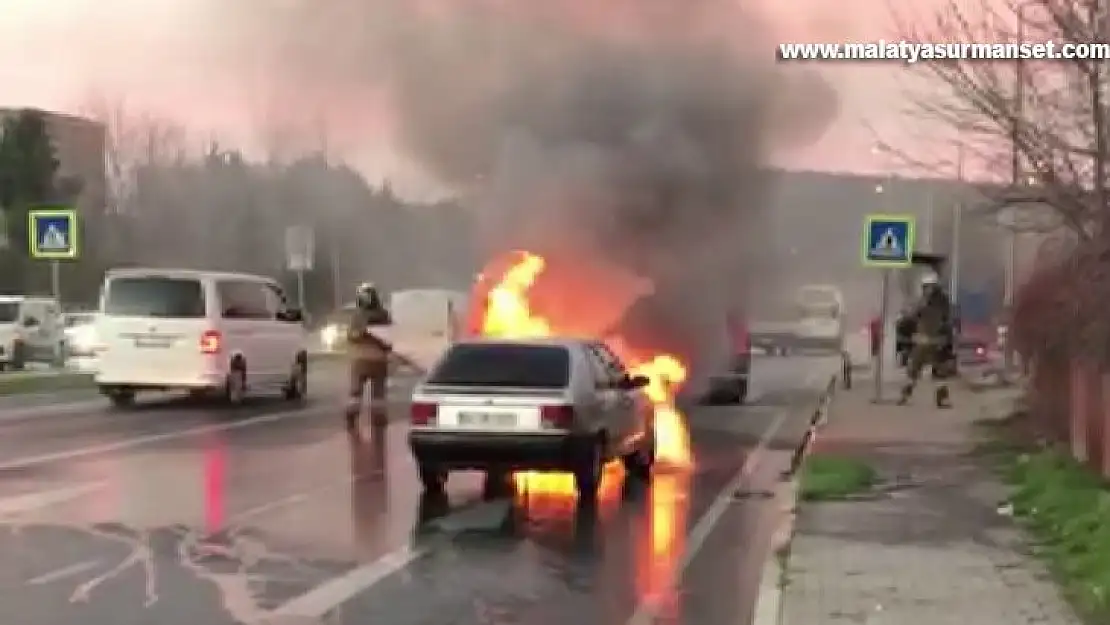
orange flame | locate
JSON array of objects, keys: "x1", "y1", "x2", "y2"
[{"x1": 474, "y1": 250, "x2": 692, "y2": 494}]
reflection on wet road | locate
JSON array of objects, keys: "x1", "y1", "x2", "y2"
[{"x1": 0, "y1": 356, "x2": 838, "y2": 625}]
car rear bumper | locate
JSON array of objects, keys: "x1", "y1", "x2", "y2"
[
  {"x1": 95, "y1": 369, "x2": 226, "y2": 390},
  {"x1": 408, "y1": 429, "x2": 591, "y2": 471}
]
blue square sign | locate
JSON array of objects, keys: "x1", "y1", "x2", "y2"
[
  {"x1": 861, "y1": 214, "x2": 915, "y2": 267},
  {"x1": 28, "y1": 208, "x2": 79, "y2": 259}
]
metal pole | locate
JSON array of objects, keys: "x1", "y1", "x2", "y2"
[
  {"x1": 50, "y1": 260, "x2": 61, "y2": 302},
  {"x1": 951, "y1": 144, "x2": 965, "y2": 301},
  {"x1": 873, "y1": 269, "x2": 890, "y2": 403},
  {"x1": 296, "y1": 268, "x2": 306, "y2": 310},
  {"x1": 1004, "y1": 8, "x2": 1026, "y2": 373},
  {"x1": 924, "y1": 189, "x2": 934, "y2": 251}
]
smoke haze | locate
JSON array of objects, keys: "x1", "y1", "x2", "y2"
[{"x1": 229, "y1": 0, "x2": 841, "y2": 380}]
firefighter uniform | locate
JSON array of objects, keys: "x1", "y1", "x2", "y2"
[
  {"x1": 899, "y1": 275, "x2": 953, "y2": 408},
  {"x1": 346, "y1": 284, "x2": 392, "y2": 428}
]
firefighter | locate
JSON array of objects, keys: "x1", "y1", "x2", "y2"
[
  {"x1": 345, "y1": 283, "x2": 393, "y2": 429},
  {"x1": 898, "y1": 273, "x2": 954, "y2": 408}
]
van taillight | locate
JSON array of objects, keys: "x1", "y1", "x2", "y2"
[
  {"x1": 200, "y1": 330, "x2": 222, "y2": 354},
  {"x1": 411, "y1": 402, "x2": 436, "y2": 426},
  {"x1": 540, "y1": 404, "x2": 575, "y2": 429}
]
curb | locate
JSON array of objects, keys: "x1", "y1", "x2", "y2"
[{"x1": 751, "y1": 374, "x2": 836, "y2": 625}]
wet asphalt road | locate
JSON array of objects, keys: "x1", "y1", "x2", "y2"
[{"x1": 0, "y1": 355, "x2": 839, "y2": 625}]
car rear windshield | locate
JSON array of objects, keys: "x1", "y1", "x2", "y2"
[
  {"x1": 104, "y1": 277, "x2": 206, "y2": 318},
  {"x1": 0, "y1": 303, "x2": 18, "y2": 323},
  {"x1": 426, "y1": 343, "x2": 570, "y2": 388}
]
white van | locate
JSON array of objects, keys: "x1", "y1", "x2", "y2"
[
  {"x1": 388, "y1": 289, "x2": 466, "y2": 372},
  {"x1": 93, "y1": 268, "x2": 309, "y2": 407},
  {"x1": 0, "y1": 296, "x2": 64, "y2": 370}
]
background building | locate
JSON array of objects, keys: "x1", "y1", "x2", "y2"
[{"x1": 0, "y1": 107, "x2": 106, "y2": 215}]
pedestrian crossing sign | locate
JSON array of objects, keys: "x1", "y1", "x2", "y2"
[
  {"x1": 28, "y1": 208, "x2": 79, "y2": 259},
  {"x1": 862, "y1": 214, "x2": 914, "y2": 267}
]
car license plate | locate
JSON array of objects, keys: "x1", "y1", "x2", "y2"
[
  {"x1": 457, "y1": 411, "x2": 517, "y2": 428},
  {"x1": 134, "y1": 337, "x2": 171, "y2": 348}
]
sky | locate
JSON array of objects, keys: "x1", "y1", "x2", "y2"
[{"x1": 0, "y1": 0, "x2": 944, "y2": 197}]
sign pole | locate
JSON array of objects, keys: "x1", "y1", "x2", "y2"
[
  {"x1": 874, "y1": 268, "x2": 890, "y2": 402},
  {"x1": 296, "y1": 269, "x2": 306, "y2": 310},
  {"x1": 862, "y1": 212, "x2": 916, "y2": 404},
  {"x1": 50, "y1": 260, "x2": 61, "y2": 301}
]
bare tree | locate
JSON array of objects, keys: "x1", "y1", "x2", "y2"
[
  {"x1": 891, "y1": 0, "x2": 1110, "y2": 238},
  {"x1": 79, "y1": 94, "x2": 187, "y2": 215}
]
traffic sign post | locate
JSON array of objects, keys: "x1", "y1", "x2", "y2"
[
  {"x1": 861, "y1": 214, "x2": 916, "y2": 403},
  {"x1": 28, "y1": 208, "x2": 79, "y2": 301},
  {"x1": 285, "y1": 225, "x2": 314, "y2": 309}
]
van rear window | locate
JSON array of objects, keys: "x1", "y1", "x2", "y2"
[{"x1": 104, "y1": 277, "x2": 205, "y2": 318}]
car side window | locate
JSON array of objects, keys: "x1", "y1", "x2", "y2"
[
  {"x1": 217, "y1": 281, "x2": 271, "y2": 319},
  {"x1": 583, "y1": 346, "x2": 614, "y2": 389},
  {"x1": 586, "y1": 344, "x2": 624, "y2": 387},
  {"x1": 593, "y1": 343, "x2": 630, "y2": 377},
  {"x1": 263, "y1": 283, "x2": 288, "y2": 319}
]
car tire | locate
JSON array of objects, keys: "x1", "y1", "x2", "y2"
[
  {"x1": 224, "y1": 363, "x2": 247, "y2": 406},
  {"x1": 10, "y1": 341, "x2": 25, "y2": 370},
  {"x1": 283, "y1": 355, "x2": 308, "y2": 401},
  {"x1": 622, "y1": 432, "x2": 655, "y2": 481},
  {"x1": 106, "y1": 387, "x2": 136, "y2": 409},
  {"x1": 735, "y1": 379, "x2": 749, "y2": 404},
  {"x1": 573, "y1": 438, "x2": 604, "y2": 503},
  {"x1": 418, "y1": 463, "x2": 447, "y2": 492}
]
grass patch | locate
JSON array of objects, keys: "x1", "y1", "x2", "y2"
[
  {"x1": 799, "y1": 455, "x2": 876, "y2": 501},
  {"x1": 993, "y1": 446, "x2": 1110, "y2": 622},
  {"x1": 0, "y1": 372, "x2": 94, "y2": 396}
]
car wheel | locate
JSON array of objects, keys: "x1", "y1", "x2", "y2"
[
  {"x1": 224, "y1": 365, "x2": 247, "y2": 406},
  {"x1": 106, "y1": 388, "x2": 136, "y2": 408},
  {"x1": 10, "y1": 341, "x2": 25, "y2": 370},
  {"x1": 735, "y1": 379, "x2": 749, "y2": 404},
  {"x1": 573, "y1": 438, "x2": 603, "y2": 503},
  {"x1": 622, "y1": 432, "x2": 655, "y2": 481},
  {"x1": 418, "y1": 463, "x2": 447, "y2": 492},
  {"x1": 283, "y1": 356, "x2": 308, "y2": 401}
]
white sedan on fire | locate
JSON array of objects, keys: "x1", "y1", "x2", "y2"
[{"x1": 407, "y1": 337, "x2": 656, "y2": 502}]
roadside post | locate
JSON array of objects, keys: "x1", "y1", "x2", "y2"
[
  {"x1": 28, "y1": 207, "x2": 79, "y2": 302},
  {"x1": 285, "y1": 225, "x2": 314, "y2": 310},
  {"x1": 861, "y1": 214, "x2": 916, "y2": 403}
]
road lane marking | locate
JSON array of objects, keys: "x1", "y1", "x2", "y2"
[
  {"x1": 625, "y1": 365, "x2": 833, "y2": 625},
  {"x1": 27, "y1": 559, "x2": 101, "y2": 585},
  {"x1": 267, "y1": 546, "x2": 426, "y2": 619},
  {"x1": 0, "y1": 482, "x2": 106, "y2": 517},
  {"x1": 0, "y1": 404, "x2": 341, "y2": 472}
]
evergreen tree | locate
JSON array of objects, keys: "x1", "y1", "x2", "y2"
[{"x1": 0, "y1": 109, "x2": 60, "y2": 293}]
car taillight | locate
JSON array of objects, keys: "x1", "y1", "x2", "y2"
[
  {"x1": 975, "y1": 346, "x2": 985, "y2": 355},
  {"x1": 540, "y1": 404, "x2": 575, "y2": 429},
  {"x1": 200, "y1": 330, "x2": 222, "y2": 354},
  {"x1": 411, "y1": 402, "x2": 436, "y2": 426}
]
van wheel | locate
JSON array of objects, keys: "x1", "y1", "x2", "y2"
[
  {"x1": 573, "y1": 438, "x2": 604, "y2": 504},
  {"x1": 224, "y1": 364, "x2": 247, "y2": 406},
  {"x1": 283, "y1": 356, "x2": 308, "y2": 401},
  {"x1": 107, "y1": 388, "x2": 136, "y2": 408},
  {"x1": 418, "y1": 463, "x2": 447, "y2": 492},
  {"x1": 10, "y1": 341, "x2": 25, "y2": 370}
]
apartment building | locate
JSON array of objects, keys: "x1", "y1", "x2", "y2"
[{"x1": 0, "y1": 107, "x2": 106, "y2": 215}]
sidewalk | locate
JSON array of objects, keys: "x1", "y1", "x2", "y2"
[{"x1": 779, "y1": 377, "x2": 1080, "y2": 625}]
